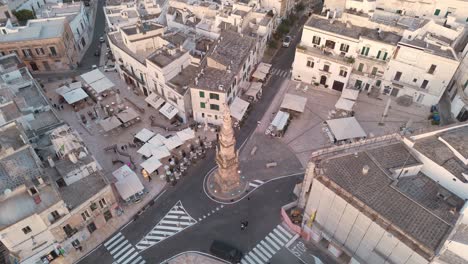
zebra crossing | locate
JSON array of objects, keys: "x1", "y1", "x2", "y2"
[
  {"x1": 104, "y1": 232, "x2": 145, "y2": 264},
  {"x1": 241, "y1": 224, "x2": 295, "y2": 264},
  {"x1": 249, "y1": 180, "x2": 265, "y2": 189},
  {"x1": 135, "y1": 201, "x2": 197, "y2": 251},
  {"x1": 270, "y1": 68, "x2": 291, "y2": 78}
]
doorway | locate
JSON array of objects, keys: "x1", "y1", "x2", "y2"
[
  {"x1": 30, "y1": 62, "x2": 39, "y2": 71},
  {"x1": 332, "y1": 81, "x2": 344, "y2": 92},
  {"x1": 320, "y1": 76, "x2": 327, "y2": 86}
]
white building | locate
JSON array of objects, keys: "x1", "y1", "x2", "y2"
[
  {"x1": 447, "y1": 45, "x2": 468, "y2": 122},
  {"x1": 297, "y1": 125, "x2": 468, "y2": 264},
  {"x1": 190, "y1": 30, "x2": 257, "y2": 125},
  {"x1": 104, "y1": 3, "x2": 141, "y2": 32}
]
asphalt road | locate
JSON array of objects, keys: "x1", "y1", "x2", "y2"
[{"x1": 79, "y1": 15, "x2": 306, "y2": 264}]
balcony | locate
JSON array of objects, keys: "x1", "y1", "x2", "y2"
[
  {"x1": 296, "y1": 44, "x2": 354, "y2": 65},
  {"x1": 120, "y1": 65, "x2": 145, "y2": 85},
  {"x1": 357, "y1": 54, "x2": 388, "y2": 64}
]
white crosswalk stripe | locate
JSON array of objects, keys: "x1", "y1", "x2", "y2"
[
  {"x1": 135, "y1": 201, "x2": 197, "y2": 251},
  {"x1": 249, "y1": 179, "x2": 265, "y2": 189},
  {"x1": 269, "y1": 68, "x2": 291, "y2": 79},
  {"x1": 241, "y1": 224, "x2": 295, "y2": 263},
  {"x1": 104, "y1": 233, "x2": 145, "y2": 264}
]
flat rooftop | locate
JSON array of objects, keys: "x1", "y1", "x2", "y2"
[
  {"x1": 121, "y1": 22, "x2": 164, "y2": 36},
  {"x1": 167, "y1": 65, "x2": 199, "y2": 95},
  {"x1": 0, "y1": 147, "x2": 41, "y2": 194},
  {"x1": 147, "y1": 47, "x2": 187, "y2": 68},
  {"x1": 317, "y1": 142, "x2": 462, "y2": 256},
  {"x1": 0, "y1": 185, "x2": 61, "y2": 230},
  {"x1": 0, "y1": 18, "x2": 66, "y2": 43},
  {"x1": 305, "y1": 16, "x2": 401, "y2": 44},
  {"x1": 413, "y1": 126, "x2": 468, "y2": 182},
  {"x1": 58, "y1": 172, "x2": 107, "y2": 209},
  {"x1": 207, "y1": 31, "x2": 256, "y2": 69},
  {"x1": 400, "y1": 39, "x2": 457, "y2": 60},
  {"x1": 0, "y1": 123, "x2": 26, "y2": 158},
  {"x1": 108, "y1": 32, "x2": 149, "y2": 64}
]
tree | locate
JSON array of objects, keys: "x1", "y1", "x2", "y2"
[{"x1": 13, "y1": 9, "x2": 35, "y2": 24}]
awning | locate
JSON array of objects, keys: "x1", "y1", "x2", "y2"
[
  {"x1": 335, "y1": 98, "x2": 355, "y2": 112},
  {"x1": 230, "y1": 97, "x2": 250, "y2": 121},
  {"x1": 176, "y1": 128, "x2": 195, "y2": 141},
  {"x1": 326, "y1": 117, "x2": 366, "y2": 141},
  {"x1": 134, "y1": 128, "x2": 155, "y2": 142},
  {"x1": 281, "y1": 93, "x2": 307, "y2": 113},
  {"x1": 113, "y1": 165, "x2": 144, "y2": 201},
  {"x1": 271, "y1": 111, "x2": 290, "y2": 131},
  {"x1": 62, "y1": 88, "x2": 88, "y2": 104},
  {"x1": 81, "y1": 69, "x2": 105, "y2": 83},
  {"x1": 341, "y1": 89, "x2": 359, "y2": 101},
  {"x1": 137, "y1": 143, "x2": 155, "y2": 157},
  {"x1": 151, "y1": 145, "x2": 171, "y2": 159},
  {"x1": 100, "y1": 116, "x2": 122, "y2": 132},
  {"x1": 91, "y1": 78, "x2": 114, "y2": 94},
  {"x1": 140, "y1": 156, "x2": 162, "y2": 174},
  {"x1": 145, "y1": 93, "x2": 165, "y2": 109},
  {"x1": 159, "y1": 103, "x2": 179, "y2": 119},
  {"x1": 252, "y1": 71, "x2": 267, "y2": 80},
  {"x1": 117, "y1": 108, "x2": 139, "y2": 123},
  {"x1": 163, "y1": 135, "x2": 184, "y2": 150},
  {"x1": 80, "y1": 69, "x2": 114, "y2": 94},
  {"x1": 245, "y1": 82, "x2": 262, "y2": 98},
  {"x1": 252, "y1": 62, "x2": 272, "y2": 80},
  {"x1": 148, "y1": 134, "x2": 165, "y2": 146}
]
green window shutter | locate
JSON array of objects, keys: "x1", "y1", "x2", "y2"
[
  {"x1": 434, "y1": 9, "x2": 440, "y2": 16},
  {"x1": 361, "y1": 47, "x2": 366, "y2": 55},
  {"x1": 200, "y1": 102, "x2": 205, "y2": 108},
  {"x1": 199, "y1": 91, "x2": 205, "y2": 98},
  {"x1": 383, "y1": 52, "x2": 388, "y2": 60},
  {"x1": 365, "y1": 47, "x2": 370, "y2": 56},
  {"x1": 377, "y1": 50, "x2": 381, "y2": 59}
]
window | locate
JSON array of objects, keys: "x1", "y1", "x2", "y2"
[
  {"x1": 413, "y1": 78, "x2": 417, "y2": 82},
  {"x1": 90, "y1": 202, "x2": 97, "y2": 211},
  {"x1": 210, "y1": 104, "x2": 220, "y2": 110},
  {"x1": 201, "y1": 113, "x2": 205, "y2": 118},
  {"x1": 35, "y1": 47, "x2": 45, "y2": 55},
  {"x1": 49, "y1": 46, "x2": 57, "y2": 56},
  {"x1": 98, "y1": 198, "x2": 107, "y2": 208},
  {"x1": 81, "y1": 210, "x2": 91, "y2": 221},
  {"x1": 312, "y1": 36, "x2": 321, "y2": 45},
  {"x1": 87, "y1": 222, "x2": 97, "y2": 233},
  {"x1": 434, "y1": 9, "x2": 440, "y2": 16},
  {"x1": 199, "y1": 91, "x2": 205, "y2": 98},
  {"x1": 361, "y1": 47, "x2": 370, "y2": 56},
  {"x1": 421, "y1": 80, "x2": 429, "y2": 89},
  {"x1": 325, "y1": 40, "x2": 335, "y2": 49},
  {"x1": 428, "y1": 64, "x2": 437, "y2": 74},
  {"x1": 104, "y1": 210, "x2": 113, "y2": 222},
  {"x1": 200, "y1": 102, "x2": 206, "y2": 108},
  {"x1": 22, "y1": 226, "x2": 32, "y2": 234},
  {"x1": 63, "y1": 224, "x2": 75, "y2": 237},
  {"x1": 375, "y1": 80, "x2": 381, "y2": 87},
  {"x1": 51, "y1": 210, "x2": 60, "y2": 220},
  {"x1": 371, "y1": 67, "x2": 378, "y2": 76},
  {"x1": 355, "y1": 80, "x2": 363, "y2": 89},
  {"x1": 323, "y1": 64, "x2": 330, "y2": 72},
  {"x1": 339, "y1": 69, "x2": 347, "y2": 77},
  {"x1": 394, "y1": 71, "x2": 402, "y2": 81},
  {"x1": 339, "y1": 43, "x2": 349, "y2": 52},
  {"x1": 306, "y1": 60, "x2": 314, "y2": 68},
  {"x1": 209, "y1": 93, "x2": 219, "y2": 100},
  {"x1": 357, "y1": 63, "x2": 364, "y2": 72},
  {"x1": 22, "y1": 49, "x2": 32, "y2": 58},
  {"x1": 382, "y1": 52, "x2": 388, "y2": 60}
]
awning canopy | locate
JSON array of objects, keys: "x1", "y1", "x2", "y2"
[
  {"x1": 176, "y1": 128, "x2": 195, "y2": 141},
  {"x1": 80, "y1": 69, "x2": 114, "y2": 94},
  {"x1": 134, "y1": 128, "x2": 155, "y2": 142},
  {"x1": 145, "y1": 93, "x2": 165, "y2": 109},
  {"x1": 113, "y1": 165, "x2": 144, "y2": 201},
  {"x1": 252, "y1": 62, "x2": 272, "y2": 80},
  {"x1": 148, "y1": 134, "x2": 165, "y2": 146},
  {"x1": 159, "y1": 103, "x2": 178, "y2": 120},
  {"x1": 335, "y1": 98, "x2": 355, "y2": 112},
  {"x1": 151, "y1": 145, "x2": 171, "y2": 159},
  {"x1": 326, "y1": 117, "x2": 366, "y2": 141},
  {"x1": 117, "y1": 108, "x2": 139, "y2": 123},
  {"x1": 271, "y1": 111, "x2": 290, "y2": 131},
  {"x1": 281, "y1": 93, "x2": 307, "y2": 113},
  {"x1": 341, "y1": 89, "x2": 359, "y2": 101},
  {"x1": 140, "y1": 156, "x2": 162, "y2": 174},
  {"x1": 100, "y1": 116, "x2": 122, "y2": 132},
  {"x1": 137, "y1": 143, "x2": 155, "y2": 157},
  {"x1": 163, "y1": 135, "x2": 184, "y2": 150},
  {"x1": 56, "y1": 82, "x2": 88, "y2": 104},
  {"x1": 245, "y1": 82, "x2": 262, "y2": 98},
  {"x1": 252, "y1": 71, "x2": 267, "y2": 80},
  {"x1": 230, "y1": 97, "x2": 250, "y2": 121}
]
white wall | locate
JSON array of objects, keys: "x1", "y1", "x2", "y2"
[{"x1": 190, "y1": 88, "x2": 226, "y2": 125}]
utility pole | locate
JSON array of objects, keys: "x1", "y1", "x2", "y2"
[{"x1": 379, "y1": 98, "x2": 391, "y2": 126}]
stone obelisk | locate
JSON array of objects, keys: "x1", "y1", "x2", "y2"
[{"x1": 214, "y1": 104, "x2": 240, "y2": 193}]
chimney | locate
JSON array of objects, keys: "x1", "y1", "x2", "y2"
[
  {"x1": 333, "y1": 10, "x2": 337, "y2": 19},
  {"x1": 195, "y1": 77, "x2": 199, "y2": 85},
  {"x1": 362, "y1": 165, "x2": 369, "y2": 175},
  {"x1": 326, "y1": 10, "x2": 330, "y2": 19}
]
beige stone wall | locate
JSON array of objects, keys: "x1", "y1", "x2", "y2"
[{"x1": 0, "y1": 22, "x2": 78, "y2": 72}]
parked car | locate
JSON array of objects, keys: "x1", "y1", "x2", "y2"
[
  {"x1": 99, "y1": 36, "x2": 105, "y2": 43},
  {"x1": 282, "y1": 35, "x2": 291, "y2": 48},
  {"x1": 104, "y1": 64, "x2": 116, "y2": 72},
  {"x1": 209, "y1": 240, "x2": 243, "y2": 264},
  {"x1": 91, "y1": 65, "x2": 98, "y2": 70}
]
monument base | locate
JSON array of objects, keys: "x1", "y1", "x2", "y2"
[{"x1": 206, "y1": 170, "x2": 248, "y2": 202}]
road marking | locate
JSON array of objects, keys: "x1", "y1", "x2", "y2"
[
  {"x1": 107, "y1": 236, "x2": 125, "y2": 250},
  {"x1": 273, "y1": 228, "x2": 289, "y2": 243},
  {"x1": 277, "y1": 225, "x2": 293, "y2": 238},
  {"x1": 261, "y1": 240, "x2": 276, "y2": 255},
  {"x1": 266, "y1": 235, "x2": 281, "y2": 250},
  {"x1": 257, "y1": 244, "x2": 272, "y2": 259},
  {"x1": 114, "y1": 244, "x2": 132, "y2": 259},
  {"x1": 109, "y1": 239, "x2": 128, "y2": 255},
  {"x1": 104, "y1": 232, "x2": 122, "y2": 247},
  {"x1": 248, "y1": 252, "x2": 263, "y2": 264},
  {"x1": 104, "y1": 232, "x2": 145, "y2": 264},
  {"x1": 253, "y1": 247, "x2": 268, "y2": 262},
  {"x1": 269, "y1": 232, "x2": 284, "y2": 246}
]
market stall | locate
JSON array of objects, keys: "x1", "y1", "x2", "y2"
[
  {"x1": 280, "y1": 93, "x2": 307, "y2": 114},
  {"x1": 229, "y1": 97, "x2": 250, "y2": 126},
  {"x1": 113, "y1": 165, "x2": 145, "y2": 202},
  {"x1": 326, "y1": 117, "x2": 366, "y2": 142}
]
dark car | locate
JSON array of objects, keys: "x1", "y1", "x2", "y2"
[{"x1": 210, "y1": 240, "x2": 243, "y2": 263}]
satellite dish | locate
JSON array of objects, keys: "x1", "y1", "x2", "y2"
[{"x1": 4, "y1": 189, "x2": 12, "y2": 195}]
